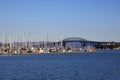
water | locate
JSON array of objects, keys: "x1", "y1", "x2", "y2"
[{"x1": 0, "y1": 50, "x2": 120, "y2": 80}]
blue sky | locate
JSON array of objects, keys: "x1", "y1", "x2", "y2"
[{"x1": 0, "y1": 0, "x2": 120, "y2": 42}]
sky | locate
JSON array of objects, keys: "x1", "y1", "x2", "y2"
[{"x1": 0, "y1": 0, "x2": 120, "y2": 42}]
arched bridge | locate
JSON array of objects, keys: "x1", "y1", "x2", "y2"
[
  {"x1": 62, "y1": 37, "x2": 88, "y2": 42},
  {"x1": 62, "y1": 37, "x2": 91, "y2": 48}
]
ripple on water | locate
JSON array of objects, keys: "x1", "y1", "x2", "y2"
[{"x1": 0, "y1": 51, "x2": 120, "y2": 80}]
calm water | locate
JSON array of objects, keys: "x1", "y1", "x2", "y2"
[{"x1": 0, "y1": 50, "x2": 120, "y2": 80}]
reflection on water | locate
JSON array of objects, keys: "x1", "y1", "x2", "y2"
[{"x1": 0, "y1": 50, "x2": 120, "y2": 80}]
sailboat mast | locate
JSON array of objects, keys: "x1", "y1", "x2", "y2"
[
  {"x1": 37, "y1": 33, "x2": 40, "y2": 48},
  {"x1": 9, "y1": 34, "x2": 12, "y2": 49},
  {"x1": 24, "y1": 32, "x2": 27, "y2": 48},
  {"x1": 61, "y1": 37, "x2": 63, "y2": 48},
  {"x1": 2, "y1": 33, "x2": 4, "y2": 48}
]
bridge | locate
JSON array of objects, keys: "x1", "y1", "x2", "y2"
[
  {"x1": 62, "y1": 37, "x2": 88, "y2": 42},
  {"x1": 4, "y1": 37, "x2": 114, "y2": 49},
  {"x1": 62, "y1": 37, "x2": 94, "y2": 48},
  {"x1": 38, "y1": 37, "x2": 101, "y2": 48}
]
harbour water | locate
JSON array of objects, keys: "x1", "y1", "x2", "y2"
[{"x1": 0, "y1": 50, "x2": 120, "y2": 80}]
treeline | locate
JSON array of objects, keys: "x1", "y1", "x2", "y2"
[{"x1": 94, "y1": 42, "x2": 120, "y2": 49}]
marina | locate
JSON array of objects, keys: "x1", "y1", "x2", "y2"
[
  {"x1": 0, "y1": 33, "x2": 106, "y2": 54},
  {"x1": 0, "y1": 33, "x2": 120, "y2": 54}
]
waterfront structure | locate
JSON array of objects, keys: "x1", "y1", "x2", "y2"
[{"x1": 0, "y1": 34, "x2": 119, "y2": 54}]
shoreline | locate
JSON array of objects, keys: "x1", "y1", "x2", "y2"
[{"x1": 0, "y1": 50, "x2": 119, "y2": 56}]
